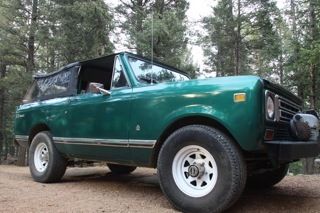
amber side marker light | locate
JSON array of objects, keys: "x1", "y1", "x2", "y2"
[
  {"x1": 234, "y1": 93, "x2": 246, "y2": 103},
  {"x1": 264, "y1": 129, "x2": 274, "y2": 140}
]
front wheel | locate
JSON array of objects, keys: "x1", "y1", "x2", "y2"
[
  {"x1": 158, "y1": 125, "x2": 247, "y2": 213},
  {"x1": 29, "y1": 131, "x2": 67, "y2": 183}
]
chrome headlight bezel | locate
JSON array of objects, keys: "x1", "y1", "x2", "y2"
[{"x1": 265, "y1": 91, "x2": 276, "y2": 121}]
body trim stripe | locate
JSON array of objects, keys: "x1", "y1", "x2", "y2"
[
  {"x1": 15, "y1": 135, "x2": 29, "y2": 141},
  {"x1": 54, "y1": 141, "x2": 129, "y2": 148},
  {"x1": 53, "y1": 137, "x2": 156, "y2": 149},
  {"x1": 14, "y1": 135, "x2": 156, "y2": 148}
]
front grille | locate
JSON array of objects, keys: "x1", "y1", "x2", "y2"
[
  {"x1": 274, "y1": 127, "x2": 290, "y2": 138},
  {"x1": 273, "y1": 127, "x2": 291, "y2": 138},
  {"x1": 265, "y1": 93, "x2": 302, "y2": 141},
  {"x1": 277, "y1": 96, "x2": 301, "y2": 123}
]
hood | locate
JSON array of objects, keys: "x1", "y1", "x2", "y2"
[{"x1": 263, "y1": 79, "x2": 302, "y2": 105}]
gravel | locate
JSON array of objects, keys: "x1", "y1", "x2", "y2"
[{"x1": 0, "y1": 165, "x2": 319, "y2": 213}]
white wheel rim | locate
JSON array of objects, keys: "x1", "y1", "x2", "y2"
[
  {"x1": 172, "y1": 145, "x2": 218, "y2": 198},
  {"x1": 34, "y1": 142, "x2": 49, "y2": 172}
]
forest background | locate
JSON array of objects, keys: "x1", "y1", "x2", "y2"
[{"x1": 0, "y1": 0, "x2": 319, "y2": 173}]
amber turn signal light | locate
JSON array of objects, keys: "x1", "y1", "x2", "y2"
[
  {"x1": 234, "y1": 93, "x2": 246, "y2": 103},
  {"x1": 264, "y1": 129, "x2": 274, "y2": 140}
]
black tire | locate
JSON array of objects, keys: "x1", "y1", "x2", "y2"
[
  {"x1": 107, "y1": 163, "x2": 137, "y2": 174},
  {"x1": 158, "y1": 125, "x2": 247, "y2": 213},
  {"x1": 247, "y1": 164, "x2": 289, "y2": 188},
  {"x1": 29, "y1": 131, "x2": 67, "y2": 183}
]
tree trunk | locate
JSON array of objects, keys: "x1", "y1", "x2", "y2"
[
  {"x1": 0, "y1": 63, "x2": 6, "y2": 163},
  {"x1": 291, "y1": 0, "x2": 303, "y2": 98},
  {"x1": 310, "y1": 64, "x2": 317, "y2": 108},
  {"x1": 234, "y1": 0, "x2": 241, "y2": 75},
  {"x1": 135, "y1": 0, "x2": 144, "y2": 55},
  {"x1": 279, "y1": 51, "x2": 284, "y2": 84},
  {"x1": 16, "y1": 145, "x2": 27, "y2": 166},
  {"x1": 15, "y1": 0, "x2": 38, "y2": 165},
  {"x1": 217, "y1": 48, "x2": 223, "y2": 76},
  {"x1": 277, "y1": 22, "x2": 284, "y2": 84},
  {"x1": 302, "y1": 0, "x2": 318, "y2": 175},
  {"x1": 302, "y1": 158, "x2": 316, "y2": 174},
  {"x1": 309, "y1": 0, "x2": 317, "y2": 109},
  {"x1": 26, "y1": 0, "x2": 38, "y2": 73}
]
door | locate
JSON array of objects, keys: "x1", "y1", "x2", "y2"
[{"x1": 58, "y1": 56, "x2": 133, "y2": 163}]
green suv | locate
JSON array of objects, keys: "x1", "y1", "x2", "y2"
[{"x1": 14, "y1": 52, "x2": 320, "y2": 212}]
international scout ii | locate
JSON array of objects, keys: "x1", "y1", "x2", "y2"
[{"x1": 15, "y1": 52, "x2": 320, "y2": 212}]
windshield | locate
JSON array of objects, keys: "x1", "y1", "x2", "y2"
[{"x1": 128, "y1": 57, "x2": 189, "y2": 84}]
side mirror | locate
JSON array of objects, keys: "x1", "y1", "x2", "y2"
[{"x1": 87, "y1": 82, "x2": 111, "y2": 96}]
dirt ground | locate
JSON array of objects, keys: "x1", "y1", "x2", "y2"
[{"x1": 0, "y1": 165, "x2": 320, "y2": 213}]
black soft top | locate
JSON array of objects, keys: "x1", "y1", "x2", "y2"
[
  {"x1": 25, "y1": 52, "x2": 189, "y2": 103},
  {"x1": 33, "y1": 52, "x2": 189, "y2": 79},
  {"x1": 33, "y1": 62, "x2": 80, "y2": 79}
]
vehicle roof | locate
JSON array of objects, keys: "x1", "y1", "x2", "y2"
[
  {"x1": 33, "y1": 52, "x2": 189, "y2": 79},
  {"x1": 33, "y1": 62, "x2": 80, "y2": 79}
]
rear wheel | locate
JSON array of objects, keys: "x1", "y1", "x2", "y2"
[
  {"x1": 158, "y1": 125, "x2": 247, "y2": 213},
  {"x1": 107, "y1": 163, "x2": 136, "y2": 174},
  {"x1": 29, "y1": 131, "x2": 67, "y2": 183},
  {"x1": 247, "y1": 164, "x2": 289, "y2": 188}
]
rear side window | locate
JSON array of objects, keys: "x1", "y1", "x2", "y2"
[
  {"x1": 37, "y1": 72, "x2": 69, "y2": 97},
  {"x1": 23, "y1": 66, "x2": 78, "y2": 103}
]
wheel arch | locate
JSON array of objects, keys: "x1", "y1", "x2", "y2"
[
  {"x1": 151, "y1": 115, "x2": 241, "y2": 167},
  {"x1": 28, "y1": 123, "x2": 50, "y2": 145}
]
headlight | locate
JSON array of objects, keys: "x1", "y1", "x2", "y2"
[{"x1": 266, "y1": 96, "x2": 275, "y2": 119}]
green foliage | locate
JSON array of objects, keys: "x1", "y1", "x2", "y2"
[
  {"x1": 283, "y1": 0, "x2": 320, "y2": 111},
  {"x1": 289, "y1": 161, "x2": 303, "y2": 175},
  {"x1": 202, "y1": 0, "x2": 320, "y2": 173},
  {"x1": 137, "y1": 10, "x2": 187, "y2": 66},
  {"x1": 0, "y1": 66, "x2": 32, "y2": 157},
  {"x1": 36, "y1": 0, "x2": 114, "y2": 71},
  {"x1": 202, "y1": 0, "x2": 236, "y2": 76},
  {"x1": 202, "y1": 0, "x2": 282, "y2": 77},
  {"x1": 0, "y1": 0, "x2": 114, "y2": 160},
  {"x1": 0, "y1": 0, "x2": 319, "y2": 174},
  {"x1": 55, "y1": 0, "x2": 114, "y2": 63},
  {"x1": 116, "y1": 0, "x2": 197, "y2": 76},
  {"x1": 0, "y1": 0, "x2": 29, "y2": 67},
  {"x1": 0, "y1": 0, "x2": 197, "y2": 160}
]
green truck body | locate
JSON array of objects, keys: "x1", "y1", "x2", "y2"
[{"x1": 14, "y1": 52, "x2": 320, "y2": 213}]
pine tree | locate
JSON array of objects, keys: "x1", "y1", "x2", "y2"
[
  {"x1": 51, "y1": 0, "x2": 114, "y2": 65},
  {"x1": 0, "y1": 0, "x2": 115, "y2": 163},
  {"x1": 116, "y1": 0, "x2": 196, "y2": 74},
  {"x1": 0, "y1": 0, "x2": 35, "y2": 162},
  {"x1": 246, "y1": 0, "x2": 282, "y2": 77},
  {"x1": 202, "y1": 0, "x2": 282, "y2": 77},
  {"x1": 202, "y1": 0, "x2": 236, "y2": 76},
  {"x1": 289, "y1": 0, "x2": 320, "y2": 174}
]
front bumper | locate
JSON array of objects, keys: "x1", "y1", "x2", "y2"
[{"x1": 265, "y1": 139, "x2": 320, "y2": 163}]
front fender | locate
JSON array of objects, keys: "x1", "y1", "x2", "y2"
[
  {"x1": 158, "y1": 90, "x2": 264, "y2": 151},
  {"x1": 158, "y1": 104, "x2": 236, "y2": 142}
]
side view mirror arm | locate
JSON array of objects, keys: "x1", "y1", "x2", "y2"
[{"x1": 97, "y1": 87, "x2": 111, "y2": 96}]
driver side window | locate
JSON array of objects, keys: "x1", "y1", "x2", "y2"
[{"x1": 112, "y1": 57, "x2": 129, "y2": 88}]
